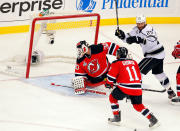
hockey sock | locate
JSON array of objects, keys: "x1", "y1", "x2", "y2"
[
  {"x1": 109, "y1": 94, "x2": 119, "y2": 115},
  {"x1": 176, "y1": 73, "x2": 180, "y2": 97},
  {"x1": 155, "y1": 73, "x2": 170, "y2": 89},
  {"x1": 133, "y1": 104, "x2": 151, "y2": 119}
]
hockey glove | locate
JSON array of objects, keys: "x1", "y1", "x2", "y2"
[
  {"x1": 126, "y1": 36, "x2": 146, "y2": 44},
  {"x1": 105, "y1": 83, "x2": 113, "y2": 89},
  {"x1": 115, "y1": 29, "x2": 125, "y2": 40},
  {"x1": 72, "y1": 76, "x2": 86, "y2": 95}
]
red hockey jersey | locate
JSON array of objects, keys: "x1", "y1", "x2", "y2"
[
  {"x1": 75, "y1": 42, "x2": 120, "y2": 83},
  {"x1": 172, "y1": 43, "x2": 180, "y2": 59},
  {"x1": 106, "y1": 58, "x2": 142, "y2": 96}
]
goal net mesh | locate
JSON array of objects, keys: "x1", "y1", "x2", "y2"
[{"x1": 0, "y1": 12, "x2": 100, "y2": 78}]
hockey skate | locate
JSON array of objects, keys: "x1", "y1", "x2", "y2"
[
  {"x1": 171, "y1": 97, "x2": 180, "y2": 105},
  {"x1": 108, "y1": 111, "x2": 121, "y2": 126},
  {"x1": 149, "y1": 113, "x2": 159, "y2": 128},
  {"x1": 167, "y1": 88, "x2": 176, "y2": 99}
]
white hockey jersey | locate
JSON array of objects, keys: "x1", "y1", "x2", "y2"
[{"x1": 124, "y1": 25, "x2": 165, "y2": 59}]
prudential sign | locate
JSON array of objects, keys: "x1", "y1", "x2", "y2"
[
  {"x1": 76, "y1": 0, "x2": 97, "y2": 12},
  {"x1": 102, "y1": 0, "x2": 169, "y2": 9}
]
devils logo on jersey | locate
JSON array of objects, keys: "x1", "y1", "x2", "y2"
[{"x1": 87, "y1": 59, "x2": 100, "y2": 74}]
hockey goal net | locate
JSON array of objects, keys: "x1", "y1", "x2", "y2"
[{"x1": 0, "y1": 12, "x2": 100, "y2": 78}]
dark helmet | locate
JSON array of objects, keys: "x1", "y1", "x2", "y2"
[
  {"x1": 76, "y1": 40, "x2": 89, "y2": 48},
  {"x1": 116, "y1": 47, "x2": 128, "y2": 59},
  {"x1": 76, "y1": 40, "x2": 89, "y2": 58}
]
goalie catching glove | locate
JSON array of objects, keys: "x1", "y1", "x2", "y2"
[{"x1": 72, "y1": 76, "x2": 86, "y2": 95}]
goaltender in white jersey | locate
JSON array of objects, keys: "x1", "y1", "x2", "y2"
[{"x1": 115, "y1": 14, "x2": 176, "y2": 100}]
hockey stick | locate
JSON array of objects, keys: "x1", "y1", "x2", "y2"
[
  {"x1": 114, "y1": 0, "x2": 119, "y2": 30},
  {"x1": 51, "y1": 83, "x2": 106, "y2": 95},
  {"x1": 142, "y1": 88, "x2": 166, "y2": 93}
]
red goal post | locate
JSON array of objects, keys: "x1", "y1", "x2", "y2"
[{"x1": 26, "y1": 13, "x2": 101, "y2": 78}]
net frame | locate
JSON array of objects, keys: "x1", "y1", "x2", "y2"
[{"x1": 26, "y1": 13, "x2": 100, "y2": 78}]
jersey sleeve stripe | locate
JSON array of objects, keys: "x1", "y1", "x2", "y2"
[
  {"x1": 118, "y1": 83, "x2": 142, "y2": 89},
  {"x1": 107, "y1": 74, "x2": 116, "y2": 79},
  {"x1": 107, "y1": 75, "x2": 116, "y2": 83},
  {"x1": 111, "y1": 104, "x2": 119, "y2": 109},
  {"x1": 75, "y1": 73, "x2": 87, "y2": 77},
  {"x1": 144, "y1": 46, "x2": 164, "y2": 57},
  {"x1": 108, "y1": 43, "x2": 115, "y2": 55}
]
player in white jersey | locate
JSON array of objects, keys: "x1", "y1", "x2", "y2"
[{"x1": 115, "y1": 14, "x2": 176, "y2": 99}]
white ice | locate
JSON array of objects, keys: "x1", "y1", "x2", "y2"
[{"x1": 0, "y1": 24, "x2": 180, "y2": 131}]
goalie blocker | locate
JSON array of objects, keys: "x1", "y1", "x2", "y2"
[
  {"x1": 72, "y1": 76, "x2": 86, "y2": 94},
  {"x1": 72, "y1": 76, "x2": 105, "y2": 95}
]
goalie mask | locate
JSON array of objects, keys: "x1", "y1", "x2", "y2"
[
  {"x1": 76, "y1": 40, "x2": 89, "y2": 58},
  {"x1": 116, "y1": 47, "x2": 128, "y2": 59}
]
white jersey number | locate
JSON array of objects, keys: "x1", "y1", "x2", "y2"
[{"x1": 126, "y1": 66, "x2": 139, "y2": 81}]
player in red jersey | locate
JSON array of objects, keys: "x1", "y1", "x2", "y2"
[
  {"x1": 72, "y1": 40, "x2": 120, "y2": 94},
  {"x1": 171, "y1": 40, "x2": 180, "y2": 104},
  {"x1": 106, "y1": 47, "x2": 158, "y2": 127}
]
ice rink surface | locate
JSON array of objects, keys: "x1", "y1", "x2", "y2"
[{"x1": 0, "y1": 24, "x2": 180, "y2": 131}]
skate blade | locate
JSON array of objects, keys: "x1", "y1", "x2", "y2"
[
  {"x1": 171, "y1": 101, "x2": 180, "y2": 106},
  {"x1": 149, "y1": 122, "x2": 160, "y2": 129},
  {"x1": 108, "y1": 121, "x2": 121, "y2": 126}
]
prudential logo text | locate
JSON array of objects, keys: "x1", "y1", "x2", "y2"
[{"x1": 76, "y1": 0, "x2": 96, "y2": 12}]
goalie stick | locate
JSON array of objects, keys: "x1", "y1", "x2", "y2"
[{"x1": 51, "y1": 83, "x2": 107, "y2": 95}]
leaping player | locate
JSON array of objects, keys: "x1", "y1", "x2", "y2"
[{"x1": 115, "y1": 14, "x2": 176, "y2": 99}]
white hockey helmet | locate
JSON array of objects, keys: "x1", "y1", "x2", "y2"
[{"x1": 136, "y1": 14, "x2": 146, "y2": 24}]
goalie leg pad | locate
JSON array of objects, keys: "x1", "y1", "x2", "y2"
[{"x1": 72, "y1": 76, "x2": 86, "y2": 95}]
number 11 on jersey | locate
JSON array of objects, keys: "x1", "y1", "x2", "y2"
[{"x1": 126, "y1": 66, "x2": 139, "y2": 81}]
